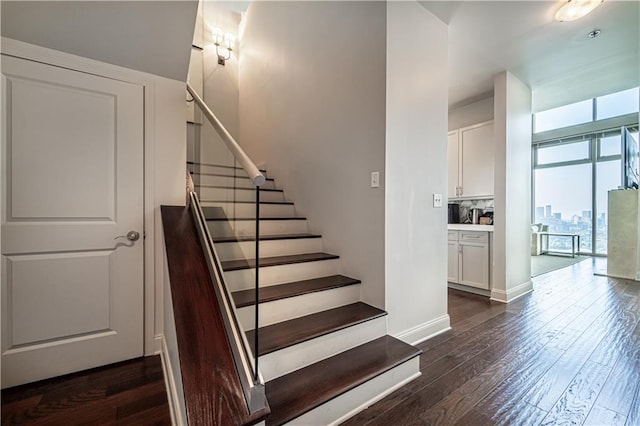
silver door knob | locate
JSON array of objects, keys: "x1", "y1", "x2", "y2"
[{"x1": 115, "y1": 231, "x2": 140, "y2": 242}]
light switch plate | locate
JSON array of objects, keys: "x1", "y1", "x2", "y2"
[
  {"x1": 433, "y1": 193, "x2": 443, "y2": 207},
  {"x1": 371, "y1": 171, "x2": 380, "y2": 188}
]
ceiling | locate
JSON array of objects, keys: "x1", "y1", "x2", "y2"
[
  {"x1": 1, "y1": 1, "x2": 199, "y2": 81},
  {"x1": 419, "y1": 1, "x2": 640, "y2": 112}
]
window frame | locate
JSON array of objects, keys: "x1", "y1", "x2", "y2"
[
  {"x1": 532, "y1": 128, "x2": 632, "y2": 255},
  {"x1": 533, "y1": 87, "x2": 640, "y2": 134}
]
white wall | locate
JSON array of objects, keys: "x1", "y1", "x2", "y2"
[
  {"x1": 385, "y1": 1, "x2": 450, "y2": 343},
  {"x1": 492, "y1": 71, "x2": 532, "y2": 302},
  {"x1": 448, "y1": 97, "x2": 494, "y2": 131},
  {"x1": 238, "y1": 1, "x2": 387, "y2": 308},
  {"x1": 198, "y1": 2, "x2": 242, "y2": 165}
]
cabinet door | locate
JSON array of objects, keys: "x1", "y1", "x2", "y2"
[
  {"x1": 460, "y1": 122, "x2": 494, "y2": 198},
  {"x1": 447, "y1": 130, "x2": 459, "y2": 199},
  {"x1": 447, "y1": 240, "x2": 459, "y2": 283},
  {"x1": 459, "y1": 242, "x2": 489, "y2": 289}
]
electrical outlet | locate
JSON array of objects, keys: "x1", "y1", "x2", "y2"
[
  {"x1": 371, "y1": 171, "x2": 380, "y2": 188},
  {"x1": 433, "y1": 193, "x2": 443, "y2": 208}
]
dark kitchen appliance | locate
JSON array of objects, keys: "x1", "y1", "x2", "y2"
[{"x1": 448, "y1": 203, "x2": 460, "y2": 224}]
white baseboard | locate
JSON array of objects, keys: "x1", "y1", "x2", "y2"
[
  {"x1": 392, "y1": 314, "x2": 451, "y2": 346},
  {"x1": 159, "y1": 335, "x2": 186, "y2": 426},
  {"x1": 447, "y1": 282, "x2": 491, "y2": 297},
  {"x1": 490, "y1": 280, "x2": 533, "y2": 303},
  {"x1": 154, "y1": 335, "x2": 163, "y2": 354}
]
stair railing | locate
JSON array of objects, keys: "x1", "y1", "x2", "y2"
[{"x1": 186, "y1": 82, "x2": 265, "y2": 414}]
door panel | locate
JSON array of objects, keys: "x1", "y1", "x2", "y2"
[
  {"x1": 447, "y1": 241, "x2": 459, "y2": 282},
  {"x1": 1, "y1": 55, "x2": 144, "y2": 387},
  {"x1": 459, "y1": 242, "x2": 489, "y2": 290}
]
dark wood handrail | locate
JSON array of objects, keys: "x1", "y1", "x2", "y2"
[{"x1": 161, "y1": 205, "x2": 269, "y2": 425}]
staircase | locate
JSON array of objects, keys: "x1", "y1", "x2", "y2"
[{"x1": 189, "y1": 162, "x2": 421, "y2": 425}]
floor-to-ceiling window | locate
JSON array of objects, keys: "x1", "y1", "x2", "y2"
[{"x1": 532, "y1": 87, "x2": 639, "y2": 256}]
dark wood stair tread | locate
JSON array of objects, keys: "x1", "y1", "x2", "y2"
[
  {"x1": 200, "y1": 200, "x2": 294, "y2": 205},
  {"x1": 222, "y1": 252, "x2": 339, "y2": 271},
  {"x1": 197, "y1": 185, "x2": 283, "y2": 192},
  {"x1": 232, "y1": 275, "x2": 361, "y2": 307},
  {"x1": 190, "y1": 171, "x2": 274, "y2": 182},
  {"x1": 246, "y1": 302, "x2": 386, "y2": 356},
  {"x1": 213, "y1": 233, "x2": 321, "y2": 243},
  {"x1": 265, "y1": 335, "x2": 421, "y2": 426},
  {"x1": 203, "y1": 206, "x2": 303, "y2": 220},
  {"x1": 207, "y1": 217, "x2": 306, "y2": 222}
]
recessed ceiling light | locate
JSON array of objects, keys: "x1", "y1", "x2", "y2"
[
  {"x1": 588, "y1": 29, "x2": 601, "y2": 38},
  {"x1": 555, "y1": 0, "x2": 604, "y2": 22}
]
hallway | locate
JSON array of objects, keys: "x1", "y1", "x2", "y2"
[{"x1": 2, "y1": 258, "x2": 638, "y2": 425}]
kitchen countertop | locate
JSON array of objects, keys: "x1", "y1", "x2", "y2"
[{"x1": 448, "y1": 224, "x2": 494, "y2": 232}]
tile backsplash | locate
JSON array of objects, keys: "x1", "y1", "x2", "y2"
[{"x1": 452, "y1": 199, "x2": 494, "y2": 224}]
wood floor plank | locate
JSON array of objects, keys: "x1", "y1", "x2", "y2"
[
  {"x1": 594, "y1": 320, "x2": 640, "y2": 417},
  {"x1": 584, "y1": 405, "x2": 627, "y2": 426},
  {"x1": 524, "y1": 284, "x2": 637, "y2": 412},
  {"x1": 1, "y1": 357, "x2": 169, "y2": 426},
  {"x1": 361, "y1": 294, "x2": 581, "y2": 426},
  {"x1": 540, "y1": 360, "x2": 612, "y2": 426},
  {"x1": 415, "y1": 313, "x2": 583, "y2": 425},
  {"x1": 466, "y1": 330, "x2": 580, "y2": 423},
  {"x1": 456, "y1": 400, "x2": 547, "y2": 426},
  {"x1": 352, "y1": 258, "x2": 640, "y2": 426},
  {"x1": 626, "y1": 384, "x2": 640, "y2": 426}
]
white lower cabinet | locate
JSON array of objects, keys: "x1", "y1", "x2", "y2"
[{"x1": 448, "y1": 231, "x2": 490, "y2": 290}]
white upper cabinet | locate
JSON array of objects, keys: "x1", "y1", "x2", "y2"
[{"x1": 448, "y1": 120, "x2": 494, "y2": 199}]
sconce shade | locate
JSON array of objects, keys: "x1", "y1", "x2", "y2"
[{"x1": 555, "y1": 0, "x2": 604, "y2": 22}]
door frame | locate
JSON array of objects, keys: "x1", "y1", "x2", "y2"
[{"x1": 2, "y1": 37, "x2": 167, "y2": 356}]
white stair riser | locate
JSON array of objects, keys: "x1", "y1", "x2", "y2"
[
  {"x1": 198, "y1": 187, "x2": 285, "y2": 203},
  {"x1": 193, "y1": 175, "x2": 276, "y2": 190},
  {"x1": 288, "y1": 357, "x2": 420, "y2": 426},
  {"x1": 216, "y1": 238, "x2": 323, "y2": 261},
  {"x1": 224, "y1": 258, "x2": 340, "y2": 291},
  {"x1": 199, "y1": 201, "x2": 295, "y2": 218},
  {"x1": 207, "y1": 220, "x2": 308, "y2": 238},
  {"x1": 259, "y1": 316, "x2": 386, "y2": 381},
  {"x1": 190, "y1": 164, "x2": 268, "y2": 178},
  {"x1": 237, "y1": 284, "x2": 360, "y2": 330}
]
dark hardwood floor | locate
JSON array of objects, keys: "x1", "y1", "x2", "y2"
[
  {"x1": 345, "y1": 257, "x2": 640, "y2": 426},
  {"x1": 3, "y1": 258, "x2": 638, "y2": 425},
  {"x1": 1, "y1": 356, "x2": 171, "y2": 425}
]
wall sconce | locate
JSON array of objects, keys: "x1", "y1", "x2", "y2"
[{"x1": 212, "y1": 27, "x2": 235, "y2": 66}]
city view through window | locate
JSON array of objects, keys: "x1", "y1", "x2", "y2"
[{"x1": 533, "y1": 87, "x2": 639, "y2": 255}]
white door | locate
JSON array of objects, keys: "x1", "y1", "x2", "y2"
[{"x1": 1, "y1": 55, "x2": 144, "y2": 387}]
